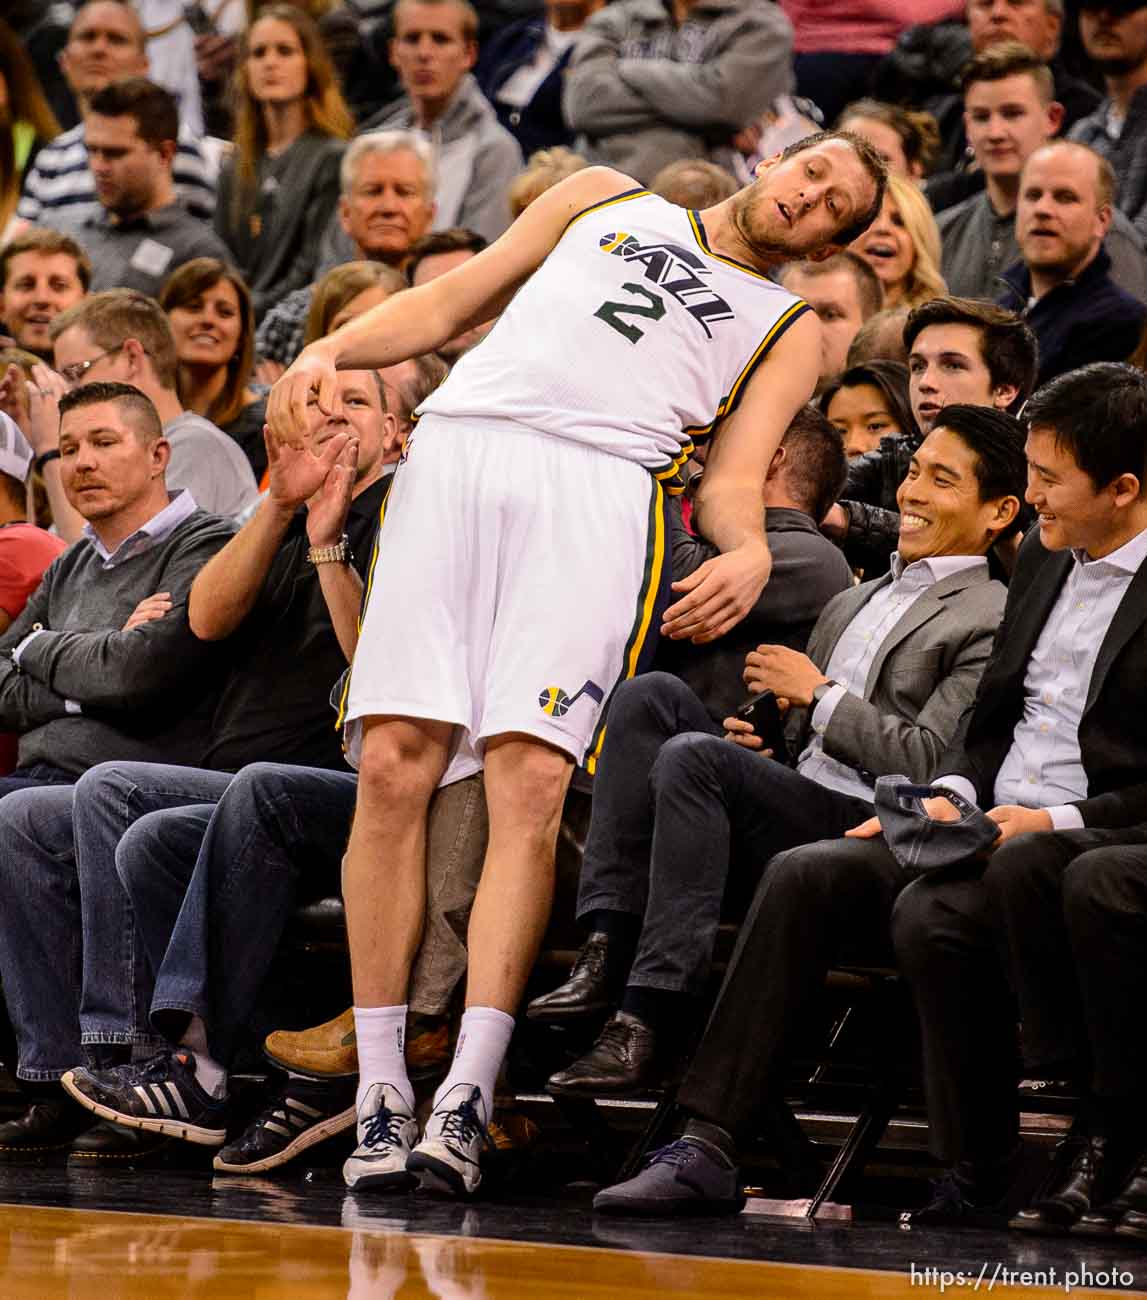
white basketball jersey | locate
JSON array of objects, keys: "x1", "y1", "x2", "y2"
[{"x1": 417, "y1": 188, "x2": 811, "y2": 491}]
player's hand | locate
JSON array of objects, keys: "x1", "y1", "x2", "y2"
[
  {"x1": 306, "y1": 435, "x2": 359, "y2": 547},
  {"x1": 265, "y1": 425, "x2": 350, "y2": 511},
  {"x1": 255, "y1": 358, "x2": 286, "y2": 387},
  {"x1": 743, "y1": 645, "x2": 827, "y2": 708},
  {"x1": 122, "y1": 592, "x2": 172, "y2": 630},
  {"x1": 987, "y1": 804, "x2": 1051, "y2": 846},
  {"x1": 662, "y1": 541, "x2": 771, "y2": 643},
  {"x1": 267, "y1": 343, "x2": 338, "y2": 450}
]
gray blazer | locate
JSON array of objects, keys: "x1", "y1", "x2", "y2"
[{"x1": 787, "y1": 565, "x2": 1007, "y2": 784}]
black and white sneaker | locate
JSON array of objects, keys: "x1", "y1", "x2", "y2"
[
  {"x1": 61, "y1": 1049, "x2": 227, "y2": 1147},
  {"x1": 343, "y1": 1083, "x2": 419, "y2": 1193},
  {"x1": 214, "y1": 1075, "x2": 357, "y2": 1174},
  {"x1": 406, "y1": 1083, "x2": 491, "y2": 1197}
]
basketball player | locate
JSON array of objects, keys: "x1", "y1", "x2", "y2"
[{"x1": 267, "y1": 131, "x2": 887, "y2": 1197}]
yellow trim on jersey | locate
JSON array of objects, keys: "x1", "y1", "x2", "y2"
[
  {"x1": 335, "y1": 488, "x2": 389, "y2": 732},
  {"x1": 682, "y1": 299, "x2": 813, "y2": 443},
  {"x1": 562, "y1": 187, "x2": 649, "y2": 236},
  {"x1": 686, "y1": 207, "x2": 773, "y2": 282},
  {"x1": 584, "y1": 478, "x2": 667, "y2": 775}
]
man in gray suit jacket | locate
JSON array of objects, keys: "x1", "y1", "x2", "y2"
[{"x1": 532, "y1": 405, "x2": 1026, "y2": 1100}]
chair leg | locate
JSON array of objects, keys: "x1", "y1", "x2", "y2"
[{"x1": 805, "y1": 1088, "x2": 898, "y2": 1219}]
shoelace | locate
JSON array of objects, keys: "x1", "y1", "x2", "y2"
[
  {"x1": 117, "y1": 1047, "x2": 187, "y2": 1087},
  {"x1": 437, "y1": 1090, "x2": 489, "y2": 1152},
  {"x1": 361, "y1": 1105, "x2": 411, "y2": 1152},
  {"x1": 646, "y1": 1139, "x2": 701, "y2": 1171},
  {"x1": 920, "y1": 1170, "x2": 972, "y2": 1216},
  {"x1": 594, "y1": 1017, "x2": 636, "y2": 1063}
]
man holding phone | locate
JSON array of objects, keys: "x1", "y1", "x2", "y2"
[{"x1": 533, "y1": 406, "x2": 1026, "y2": 1099}]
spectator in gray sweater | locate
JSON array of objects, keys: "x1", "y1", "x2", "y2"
[
  {"x1": 0, "y1": 380, "x2": 234, "y2": 789},
  {"x1": 35, "y1": 291, "x2": 260, "y2": 543},
  {"x1": 360, "y1": 0, "x2": 522, "y2": 242},
  {"x1": 564, "y1": 0, "x2": 793, "y2": 185}
]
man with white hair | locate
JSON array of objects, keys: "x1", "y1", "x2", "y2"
[{"x1": 257, "y1": 131, "x2": 437, "y2": 374}]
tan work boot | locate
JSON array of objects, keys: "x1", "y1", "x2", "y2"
[{"x1": 264, "y1": 1009, "x2": 357, "y2": 1078}]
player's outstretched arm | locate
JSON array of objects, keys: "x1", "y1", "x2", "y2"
[
  {"x1": 267, "y1": 166, "x2": 641, "y2": 448},
  {"x1": 662, "y1": 310, "x2": 822, "y2": 644}
]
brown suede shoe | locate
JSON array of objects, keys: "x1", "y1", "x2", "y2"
[
  {"x1": 264, "y1": 1009, "x2": 356, "y2": 1078},
  {"x1": 264, "y1": 1011, "x2": 452, "y2": 1080}
]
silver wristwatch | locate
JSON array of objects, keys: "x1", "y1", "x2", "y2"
[{"x1": 306, "y1": 534, "x2": 351, "y2": 566}]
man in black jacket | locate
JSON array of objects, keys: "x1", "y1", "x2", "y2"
[
  {"x1": 997, "y1": 141, "x2": 1146, "y2": 387},
  {"x1": 593, "y1": 363, "x2": 1147, "y2": 1222}
]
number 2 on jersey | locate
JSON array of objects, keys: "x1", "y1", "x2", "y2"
[{"x1": 594, "y1": 282, "x2": 666, "y2": 344}]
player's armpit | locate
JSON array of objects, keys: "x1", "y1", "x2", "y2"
[{"x1": 693, "y1": 310, "x2": 822, "y2": 553}]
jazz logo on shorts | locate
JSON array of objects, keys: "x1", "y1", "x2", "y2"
[{"x1": 538, "y1": 680, "x2": 605, "y2": 718}]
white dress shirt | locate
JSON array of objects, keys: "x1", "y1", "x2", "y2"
[
  {"x1": 938, "y1": 524, "x2": 1147, "y2": 828},
  {"x1": 795, "y1": 553, "x2": 987, "y2": 802}
]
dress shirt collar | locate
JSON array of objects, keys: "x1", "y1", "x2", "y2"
[
  {"x1": 1073, "y1": 521, "x2": 1147, "y2": 576},
  {"x1": 887, "y1": 552, "x2": 987, "y2": 588},
  {"x1": 84, "y1": 488, "x2": 197, "y2": 567}
]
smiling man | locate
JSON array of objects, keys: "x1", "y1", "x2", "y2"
[
  {"x1": 0, "y1": 231, "x2": 90, "y2": 364},
  {"x1": 998, "y1": 140, "x2": 1146, "y2": 385},
  {"x1": 553, "y1": 408, "x2": 1023, "y2": 1209},
  {"x1": 826, "y1": 296, "x2": 1038, "y2": 574},
  {"x1": 536, "y1": 408, "x2": 1020, "y2": 1098},
  {"x1": 856, "y1": 362, "x2": 1147, "y2": 1232}
]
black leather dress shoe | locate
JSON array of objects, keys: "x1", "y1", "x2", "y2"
[
  {"x1": 1116, "y1": 1207, "x2": 1147, "y2": 1241},
  {"x1": 68, "y1": 1120, "x2": 174, "y2": 1164},
  {"x1": 901, "y1": 1151, "x2": 1018, "y2": 1229},
  {"x1": 0, "y1": 1100, "x2": 95, "y2": 1160},
  {"x1": 1074, "y1": 1155, "x2": 1147, "y2": 1237},
  {"x1": 527, "y1": 933, "x2": 624, "y2": 1023},
  {"x1": 546, "y1": 1012, "x2": 665, "y2": 1097},
  {"x1": 1012, "y1": 1136, "x2": 1123, "y2": 1234}
]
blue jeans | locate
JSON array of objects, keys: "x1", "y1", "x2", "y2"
[
  {"x1": 72, "y1": 762, "x2": 234, "y2": 1056},
  {"x1": 114, "y1": 762, "x2": 356, "y2": 1065}
]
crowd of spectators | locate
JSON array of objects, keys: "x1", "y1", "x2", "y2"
[{"x1": 2, "y1": 0, "x2": 1147, "y2": 1244}]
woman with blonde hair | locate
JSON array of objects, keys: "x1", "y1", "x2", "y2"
[
  {"x1": 853, "y1": 174, "x2": 945, "y2": 311},
  {"x1": 216, "y1": 3, "x2": 353, "y2": 317},
  {"x1": 0, "y1": 19, "x2": 60, "y2": 242},
  {"x1": 159, "y1": 258, "x2": 269, "y2": 477}
]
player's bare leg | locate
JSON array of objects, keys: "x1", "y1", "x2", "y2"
[
  {"x1": 408, "y1": 733, "x2": 573, "y2": 1196},
  {"x1": 342, "y1": 714, "x2": 452, "y2": 1194}
]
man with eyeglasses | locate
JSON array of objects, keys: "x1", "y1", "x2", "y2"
[{"x1": 26, "y1": 290, "x2": 259, "y2": 542}]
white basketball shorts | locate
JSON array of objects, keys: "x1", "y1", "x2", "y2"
[{"x1": 341, "y1": 414, "x2": 668, "y2": 779}]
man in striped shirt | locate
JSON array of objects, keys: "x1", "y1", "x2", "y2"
[{"x1": 17, "y1": 0, "x2": 216, "y2": 231}]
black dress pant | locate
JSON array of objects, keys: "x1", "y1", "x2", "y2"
[
  {"x1": 983, "y1": 826, "x2": 1147, "y2": 1100},
  {"x1": 578, "y1": 672, "x2": 873, "y2": 996},
  {"x1": 677, "y1": 835, "x2": 911, "y2": 1144}
]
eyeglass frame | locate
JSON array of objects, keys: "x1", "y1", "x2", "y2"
[{"x1": 58, "y1": 344, "x2": 127, "y2": 388}]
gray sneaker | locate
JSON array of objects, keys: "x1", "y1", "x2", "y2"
[{"x1": 593, "y1": 1137, "x2": 746, "y2": 1216}]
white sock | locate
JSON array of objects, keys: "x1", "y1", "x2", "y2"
[
  {"x1": 432, "y1": 1006, "x2": 515, "y2": 1121},
  {"x1": 179, "y1": 1015, "x2": 228, "y2": 1099},
  {"x1": 354, "y1": 1005, "x2": 413, "y2": 1114}
]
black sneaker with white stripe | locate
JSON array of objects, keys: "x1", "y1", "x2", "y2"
[
  {"x1": 61, "y1": 1049, "x2": 228, "y2": 1147},
  {"x1": 214, "y1": 1075, "x2": 357, "y2": 1174}
]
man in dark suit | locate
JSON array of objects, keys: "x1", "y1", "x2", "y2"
[
  {"x1": 531, "y1": 406, "x2": 1026, "y2": 1101},
  {"x1": 889, "y1": 362, "x2": 1147, "y2": 1233},
  {"x1": 592, "y1": 362, "x2": 1147, "y2": 1222}
]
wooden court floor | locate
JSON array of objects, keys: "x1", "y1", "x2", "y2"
[{"x1": 1, "y1": 1204, "x2": 1144, "y2": 1299}]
